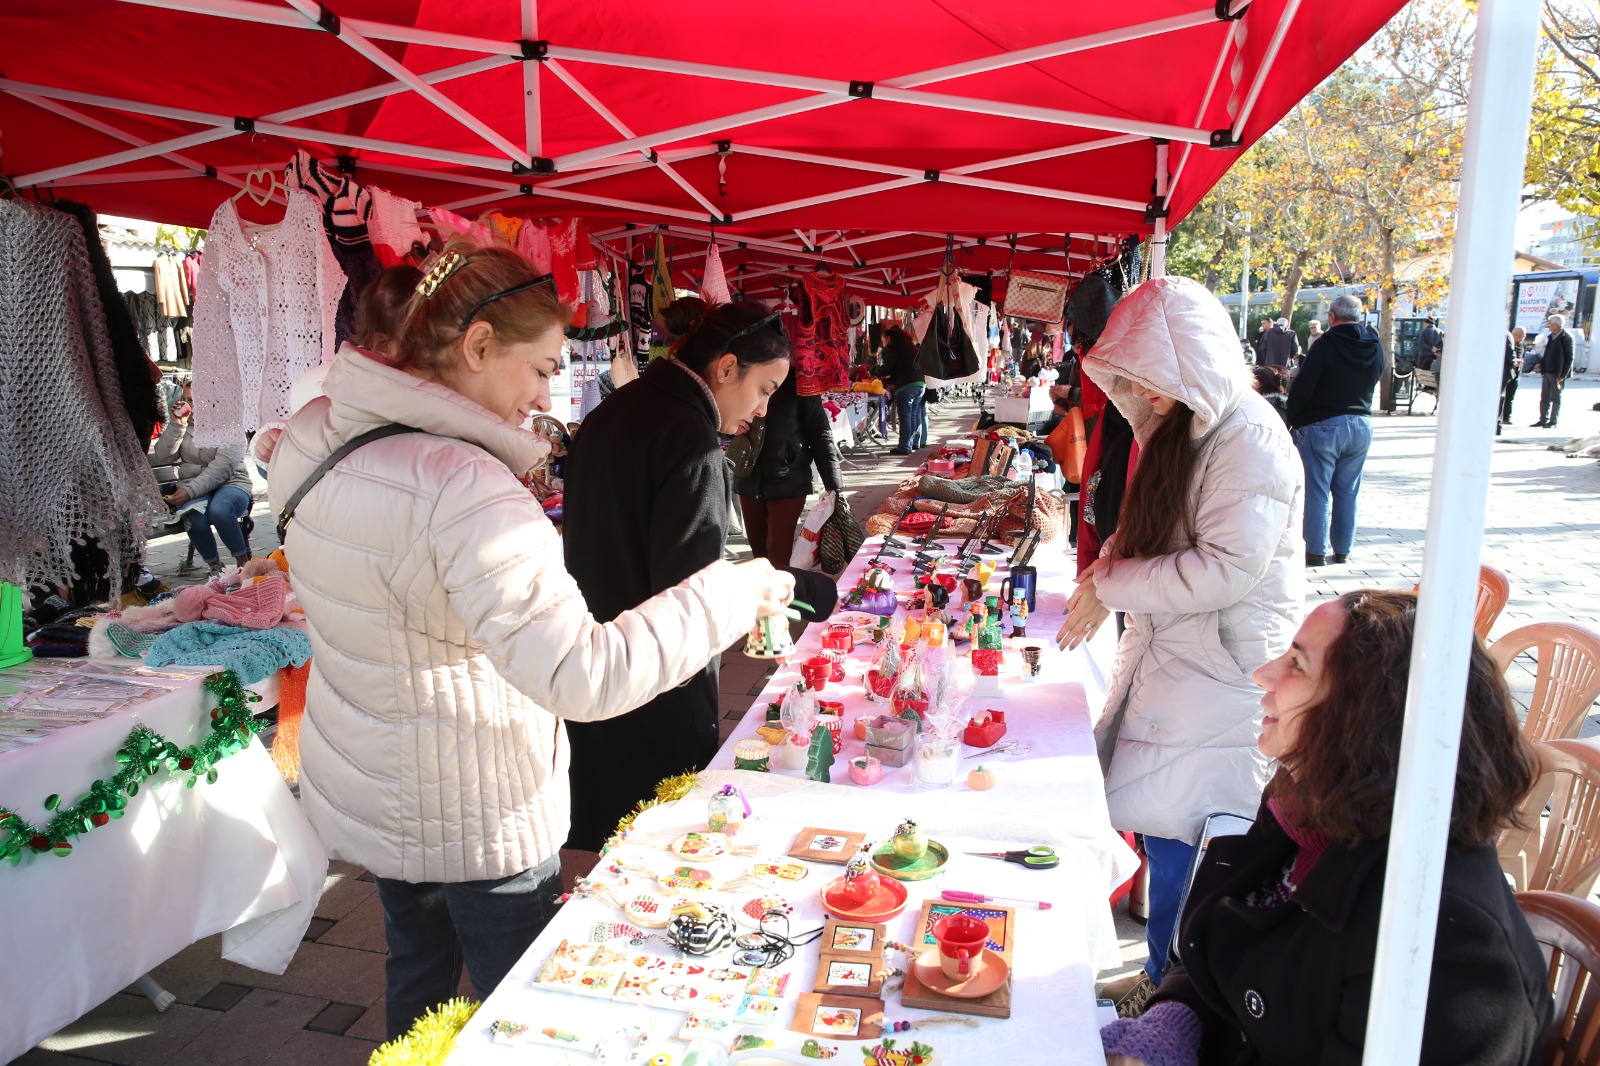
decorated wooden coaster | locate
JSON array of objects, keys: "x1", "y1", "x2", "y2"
[
  {"x1": 621, "y1": 890, "x2": 679, "y2": 929},
  {"x1": 900, "y1": 899, "x2": 1015, "y2": 1019},
  {"x1": 752, "y1": 860, "x2": 810, "y2": 884},
  {"x1": 792, "y1": 992, "x2": 884, "y2": 1040},
  {"x1": 788, "y1": 827, "x2": 866, "y2": 864},
  {"x1": 821, "y1": 918, "x2": 888, "y2": 958},
  {"x1": 814, "y1": 953, "x2": 887, "y2": 997}
]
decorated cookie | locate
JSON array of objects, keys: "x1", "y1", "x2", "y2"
[
  {"x1": 659, "y1": 866, "x2": 719, "y2": 893},
  {"x1": 752, "y1": 861, "x2": 810, "y2": 883},
  {"x1": 671, "y1": 831, "x2": 731, "y2": 860},
  {"x1": 735, "y1": 894, "x2": 797, "y2": 929},
  {"x1": 623, "y1": 891, "x2": 676, "y2": 928}
]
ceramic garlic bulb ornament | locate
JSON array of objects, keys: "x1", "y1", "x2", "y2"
[
  {"x1": 891, "y1": 818, "x2": 928, "y2": 862},
  {"x1": 838, "y1": 844, "x2": 881, "y2": 905}
]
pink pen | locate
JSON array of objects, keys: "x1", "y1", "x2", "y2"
[{"x1": 942, "y1": 889, "x2": 1052, "y2": 910}]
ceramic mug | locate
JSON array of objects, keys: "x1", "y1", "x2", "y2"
[
  {"x1": 931, "y1": 914, "x2": 990, "y2": 980},
  {"x1": 801, "y1": 656, "x2": 832, "y2": 691}
]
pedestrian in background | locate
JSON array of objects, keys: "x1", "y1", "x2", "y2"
[
  {"x1": 1503, "y1": 325, "x2": 1525, "y2": 429},
  {"x1": 1418, "y1": 315, "x2": 1444, "y2": 371},
  {"x1": 1532, "y1": 314, "x2": 1574, "y2": 428},
  {"x1": 878, "y1": 325, "x2": 926, "y2": 455},
  {"x1": 1258, "y1": 317, "x2": 1300, "y2": 369},
  {"x1": 1286, "y1": 293, "x2": 1386, "y2": 568}
]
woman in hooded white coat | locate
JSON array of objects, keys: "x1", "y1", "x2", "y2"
[{"x1": 1058, "y1": 276, "x2": 1305, "y2": 1011}]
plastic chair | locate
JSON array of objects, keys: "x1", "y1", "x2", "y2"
[
  {"x1": 1516, "y1": 890, "x2": 1600, "y2": 1065},
  {"x1": 1500, "y1": 740, "x2": 1600, "y2": 896},
  {"x1": 1491, "y1": 623, "x2": 1600, "y2": 744},
  {"x1": 1412, "y1": 564, "x2": 1511, "y2": 641}
]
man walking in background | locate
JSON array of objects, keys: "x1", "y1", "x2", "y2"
[
  {"x1": 1532, "y1": 314, "x2": 1573, "y2": 428},
  {"x1": 1258, "y1": 316, "x2": 1300, "y2": 369},
  {"x1": 1503, "y1": 325, "x2": 1525, "y2": 429},
  {"x1": 1418, "y1": 315, "x2": 1444, "y2": 371},
  {"x1": 1286, "y1": 293, "x2": 1387, "y2": 567}
]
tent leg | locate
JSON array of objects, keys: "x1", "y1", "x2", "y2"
[{"x1": 1361, "y1": 2, "x2": 1540, "y2": 1063}]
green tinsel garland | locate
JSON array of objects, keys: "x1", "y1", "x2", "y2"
[
  {"x1": 0, "y1": 670, "x2": 260, "y2": 865},
  {"x1": 369, "y1": 998, "x2": 479, "y2": 1066}
]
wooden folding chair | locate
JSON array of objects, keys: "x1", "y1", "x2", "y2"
[
  {"x1": 1501, "y1": 740, "x2": 1600, "y2": 896},
  {"x1": 1517, "y1": 890, "x2": 1600, "y2": 1065},
  {"x1": 1491, "y1": 623, "x2": 1600, "y2": 743}
]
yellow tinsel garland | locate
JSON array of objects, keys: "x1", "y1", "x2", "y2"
[
  {"x1": 609, "y1": 770, "x2": 700, "y2": 844},
  {"x1": 368, "y1": 998, "x2": 478, "y2": 1066}
]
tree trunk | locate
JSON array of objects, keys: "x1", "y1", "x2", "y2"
[
  {"x1": 1377, "y1": 228, "x2": 1399, "y2": 413},
  {"x1": 1204, "y1": 268, "x2": 1220, "y2": 293},
  {"x1": 1278, "y1": 252, "x2": 1307, "y2": 323}
]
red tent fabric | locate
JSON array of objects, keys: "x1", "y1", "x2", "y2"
[{"x1": 0, "y1": 0, "x2": 1404, "y2": 296}]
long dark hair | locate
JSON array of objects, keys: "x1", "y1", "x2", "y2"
[
  {"x1": 1111, "y1": 403, "x2": 1199, "y2": 561},
  {"x1": 671, "y1": 300, "x2": 791, "y2": 374},
  {"x1": 1275, "y1": 590, "x2": 1535, "y2": 848}
]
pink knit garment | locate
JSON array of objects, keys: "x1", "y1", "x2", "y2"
[{"x1": 173, "y1": 573, "x2": 288, "y2": 629}]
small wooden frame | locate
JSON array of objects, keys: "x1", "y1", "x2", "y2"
[
  {"x1": 821, "y1": 918, "x2": 887, "y2": 958},
  {"x1": 814, "y1": 954, "x2": 886, "y2": 997},
  {"x1": 900, "y1": 898, "x2": 1016, "y2": 1019},
  {"x1": 788, "y1": 827, "x2": 866, "y2": 865},
  {"x1": 791, "y1": 992, "x2": 884, "y2": 1041}
]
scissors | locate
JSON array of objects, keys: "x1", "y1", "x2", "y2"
[{"x1": 966, "y1": 845, "x2": 1060, "y2": 871}]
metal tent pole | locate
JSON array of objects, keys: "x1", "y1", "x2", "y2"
[
  {"x1": 1361, "y1": 2, "x2": 1540, "y2": 1063},
  {"x1": 1150, "y1": 140, "x2": 1170, "y2": 278}
]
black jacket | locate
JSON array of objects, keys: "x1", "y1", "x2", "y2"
[
  {"x1": 1285, "y1": 323, "x2": 1387, "y2": 429},
  {"x1": 878, "y1": 339, "x2": 925, "y2": 391},
  {"x1": 733, "y1": 369, "x2": 842, "y2": 501},
  {"x1": 1537, "y1": 330, "x2": 1574, "y2": 380},
  {"x1": 1152, "y1": 795, "x2": 1551, "y2": 1066},
  {"x1": 561, "y1": 359, "x2": 730, "y2": 851},
  {"x1": 1257, "y1": 326, "x2": 1299, "y2": 369}
]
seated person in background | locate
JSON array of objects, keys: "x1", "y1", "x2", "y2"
[
  {"x1": 150, "y1": 380, "x2": 254, "y2": 574},
  {"x1": 1251, "y1": 364, "x2": 1290, "y2": 424},
  {"x1": 1103, "y1": 589, "x2": 1551, "y2": 1066}
]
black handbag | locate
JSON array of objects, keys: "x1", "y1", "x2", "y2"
[
  {"x1": 817, "y1": 492, "x2": 865, "y2": 576},
  {"x1": 725, "y1": 415, "x2": 766, "y2": 479},
  {"x1": 916, "y1": 301, "x2": 979, "y2": 380}
]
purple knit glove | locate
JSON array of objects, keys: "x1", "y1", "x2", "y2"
[{"x1": 1100, "y1": 1000, "x2": 1202, "y2": 1066}]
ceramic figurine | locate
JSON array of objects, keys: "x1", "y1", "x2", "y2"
[
  {"x1": 837, "y1": 844, "x2": 882, "y2": 904},
  {"x1": 890, "y1": 818, "x2": 929, "y2": 862},
  {"x1": 850, "y1": 564, "x2": 899, "y2": 617},
  {"x1": 806, "y1": 726, "x2": 835, "y2": 783},
  {"x1": 707, "y1": 784, "x2": 750, "y2": 834},
  {"x1": 1009, "y1": 592, "x2": 1029, "y2": 638},
  {"x1": 744, "y1": 614, "x2": 795, "y2": 659},
  {"x1": 964, "y1": 599, "x2": 987, "y2": 643}
]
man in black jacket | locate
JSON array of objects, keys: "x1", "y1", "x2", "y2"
[
  {"x1": 733, "y1": 367, "x2": 843, "y2": 567},
  {"x1": 1285, "y1": 294, "x2": 1386, "y2": 567},
  {"x1": 1532, "y1": 314, "x2": 1574, "y2": 427}
]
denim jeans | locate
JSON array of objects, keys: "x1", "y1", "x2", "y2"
[
  {"x1": 1540, "y1": 374, "x2": 1564, "y2": 424},
  {"x1": 1293, "y1": 413, "x2": 1373, "y2": 557},
  {"x1": 893, "y1": 384, "x2": 927, "y2": 451},
  {"x1": 374, "y1": 854, "x2": 562, "y2": 1040},
  {"x1": 1144, "y1": 834, "x2": 1196, "y2": 982},
  {"x1": 183, "y1": 483, "x2": 252, "y2": 563}
]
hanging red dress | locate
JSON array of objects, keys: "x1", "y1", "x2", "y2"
[{"x1": 794, "y1": 270, "x2": 850, "y2": 397}]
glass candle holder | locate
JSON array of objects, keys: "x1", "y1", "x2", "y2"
[{"x1": 913, "y1": 733, "x2": 960, "y2": 789}]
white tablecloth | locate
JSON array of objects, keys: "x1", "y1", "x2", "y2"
[
  {"x1": 451, "y1": 771, "x2": 1115, "y2": 1066},
  {"x1": 0, "y1": 668, "x2": 327, "y2": 1063},
  {"x1": 709, "y1": 533, "x2": 1133, "y2": 951}
]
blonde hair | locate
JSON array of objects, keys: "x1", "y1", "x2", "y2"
[{"x1": 394, "y1": 239, "x2": 569, "y2": 376}]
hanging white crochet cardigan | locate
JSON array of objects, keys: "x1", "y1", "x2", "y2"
[
  {"x1": 0, "y1": 200, "x2": 166, "y2": 592},
  {"x1": 191, "y1": 190, "x2": 346, "y2": 446}
]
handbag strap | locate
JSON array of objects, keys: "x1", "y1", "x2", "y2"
[{"x1": 276, "y1": 423, "x2": 424, "y2": 541}]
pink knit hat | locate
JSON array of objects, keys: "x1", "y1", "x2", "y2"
[{"x1": 172, "y1": 573, "x2": 289, "y2": 629}]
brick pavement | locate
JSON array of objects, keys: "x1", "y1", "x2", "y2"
[{"x1": 26, "y1": 381, "x2": 1599, "y2": 1061}]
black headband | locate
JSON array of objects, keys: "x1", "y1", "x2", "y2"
[{"x1": 458, "y1": 273, "x2": 556, "y2": 332}]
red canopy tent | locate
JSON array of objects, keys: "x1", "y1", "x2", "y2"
[{"x1": 0, "y1": 0, "x2": 1405, "y2": 302}]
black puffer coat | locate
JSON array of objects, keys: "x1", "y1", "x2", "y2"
[{"x1": 733, "y1": 369, "x2": 842, "y2": 501}]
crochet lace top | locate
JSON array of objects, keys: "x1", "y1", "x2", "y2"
[{"x1": 190, "y1": 190, "x2": 346, "y2": 446}]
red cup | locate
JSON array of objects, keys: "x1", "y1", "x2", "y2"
[
  {"x1": 932, "y1": 914, "x2": 991, "y2": 979},
  {"x1": 816, "y1": 712, "x2": 843, "y2": 754},
  {"x1": 801, "y1": 656, "x2": 832, "y2": 691},
  {"x1": 822, "y1": 623, "x2": 855, "y2": 653}
]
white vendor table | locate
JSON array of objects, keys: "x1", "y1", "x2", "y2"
[
  {"x1": 453, "y1": 530, "x2": 1132, "y2": 1066},
  {"x1": 451, "y1": 770, "x2": 1119, "y2": 1066},
  {"x1": 0, "y1": 665, "x2": 327, "y2": 1063}
]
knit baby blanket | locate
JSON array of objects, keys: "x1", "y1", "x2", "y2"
[{"x1": 146, "y1": 622, "x2": 312, "y2": 686}]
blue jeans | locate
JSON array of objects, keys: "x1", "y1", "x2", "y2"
[
  {"x1": 183, "y1": 484, "x2": 252, "y2": 563},
  {"x1": 894, "y1": 385, "x2": 927, "y2": 451},
  {"x1": 1293, "y1": 414, "x2": 1372, "y2": 557},
  {"x1": 1144, "y1": 834, "x2": 1197, "y2": 982},
  {"x1": 375, "y1": 855, "x2": 562, "y2": 1040}
]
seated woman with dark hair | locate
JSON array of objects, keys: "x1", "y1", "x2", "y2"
[{"x1": 1103, "y1": 590, "x2": 1551, "y2": 1066}]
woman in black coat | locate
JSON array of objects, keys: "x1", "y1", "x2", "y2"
[
  {"x1": 1103, "y1": 589, "x2": 1550, "y2": 1066},
  {"x1": 561, "y1": 301, "x2": 792, "y2": 851},
  {"x1": 734, "y1": 366, "x2": 844, "y2": 567}
]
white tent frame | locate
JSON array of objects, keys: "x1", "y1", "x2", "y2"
[{"x1": 5, "y1": 0, "x2": 1270, "y2": 235}]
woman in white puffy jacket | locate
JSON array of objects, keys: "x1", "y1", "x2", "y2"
[
  {"x1": 1058, "y1": 276, "x2": 1305, "y2": 1007},
  {"x1": 268, "y1": 242, "x2": 793, "y2": 1039}
]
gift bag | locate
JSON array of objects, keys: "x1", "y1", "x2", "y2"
[
  {"x1": 1046, "y1": 407, "x2": 1087, "y2": 482},
  {"x1": 817, "y1": 493, "x2": 865, "y2": 576},
  {"x1": 1004, "y1": 268, "x2": 1071, "y2": 325},
  {"x1": 790, "y1": 491, "x2": 836, "y2": 570}
]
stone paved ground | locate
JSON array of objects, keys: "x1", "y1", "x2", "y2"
[{"x1": 25, "y1": 380, "x2": 1600, "y2": 1062}]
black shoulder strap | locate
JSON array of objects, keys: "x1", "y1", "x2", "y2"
[{"x1": 276, "y1": 423, "x2": 423, "y2": 542}]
